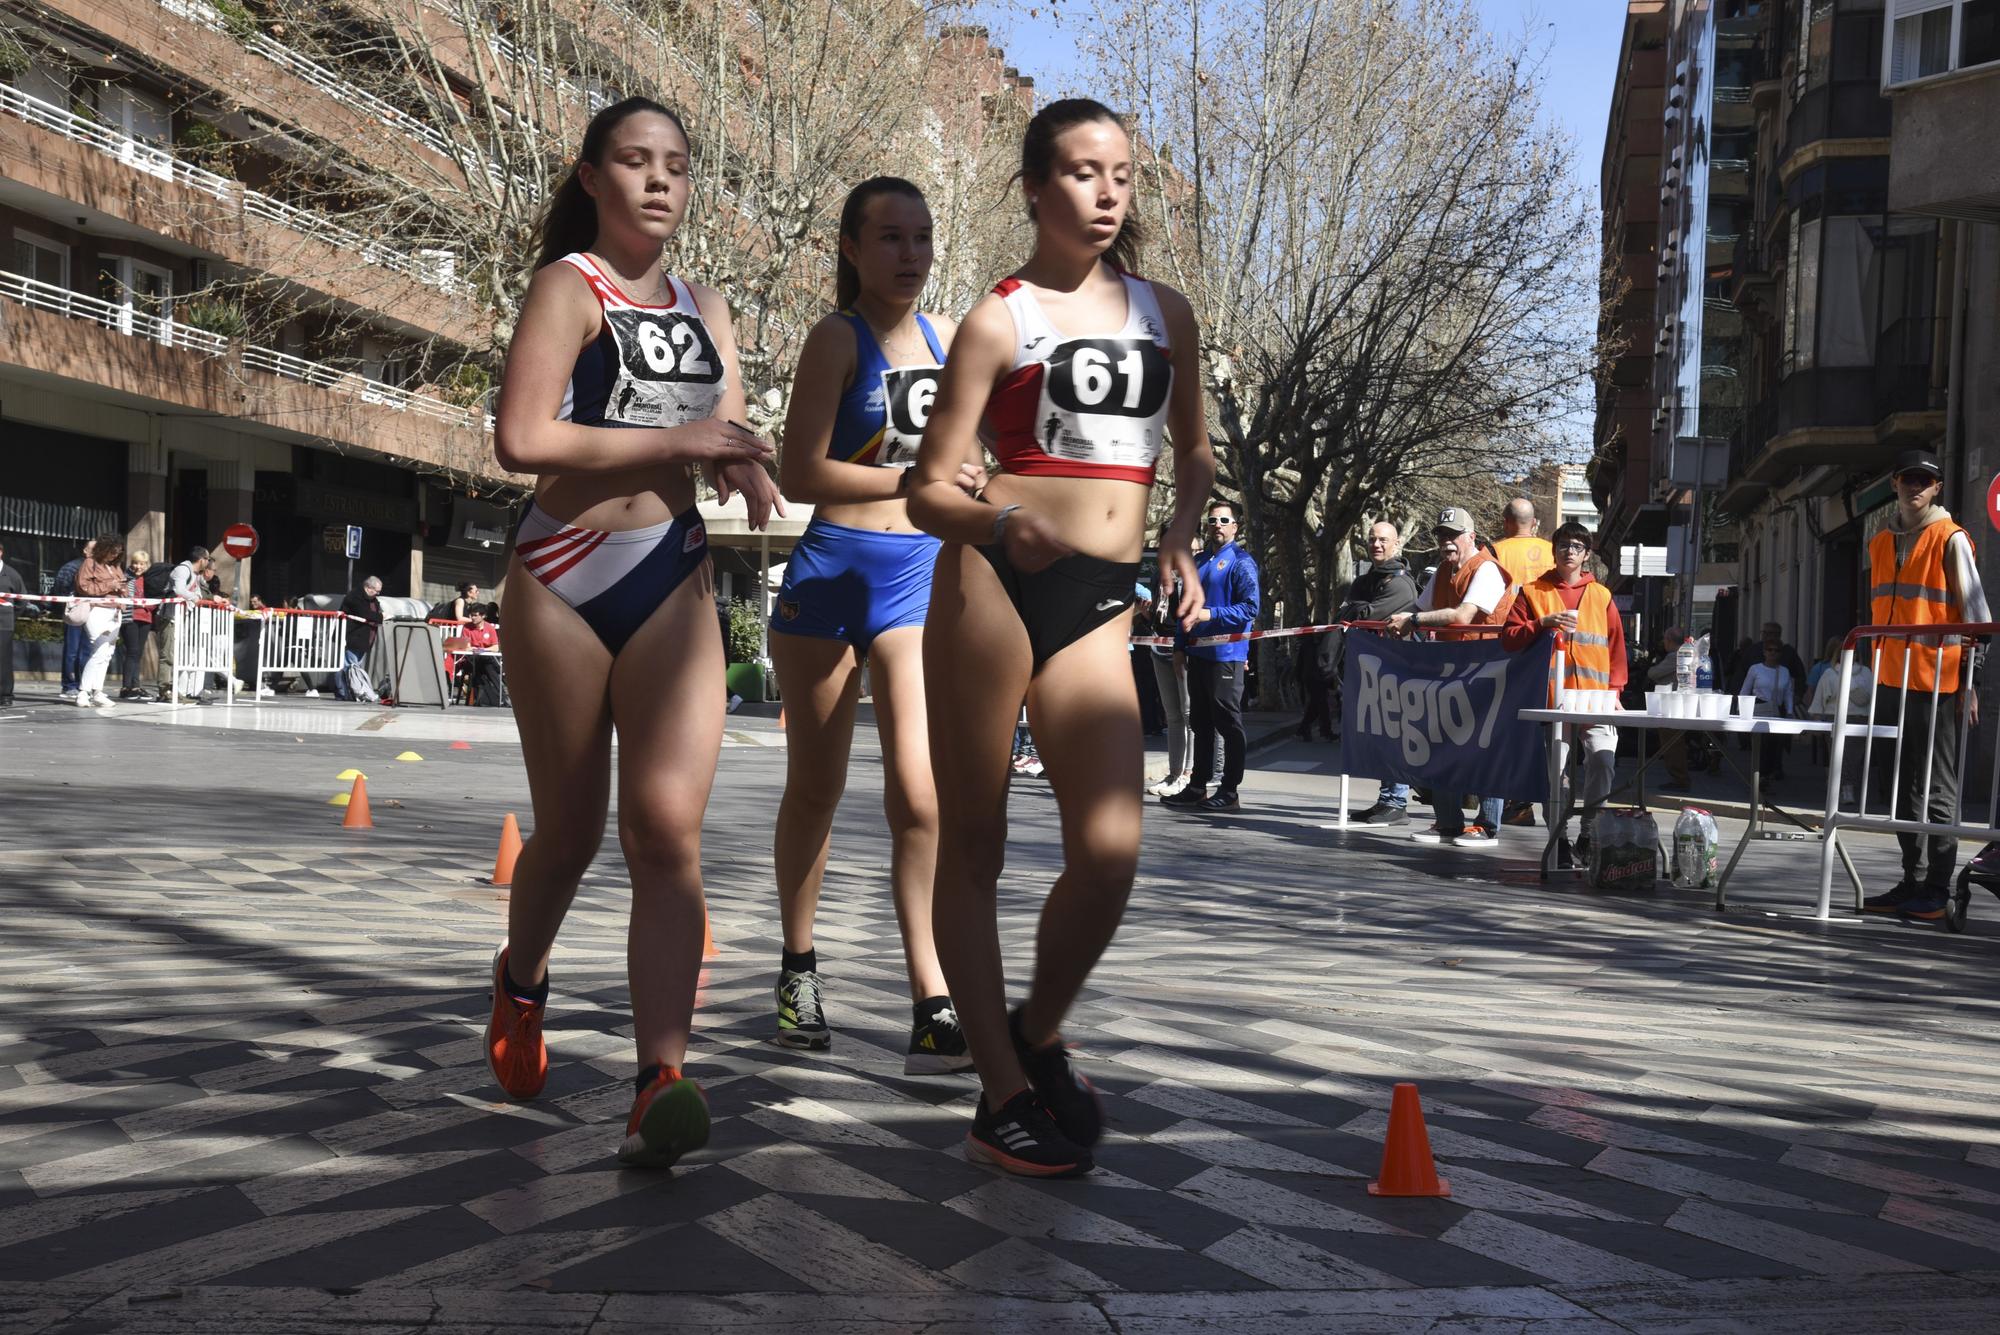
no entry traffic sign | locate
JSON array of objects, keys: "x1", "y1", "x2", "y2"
[
  {"x1": 221, "y1": 522, "x2": 260, "y2": 559},
  {"x1": 1988, "y1": 473, "x2": 2000, "y2": 532}
]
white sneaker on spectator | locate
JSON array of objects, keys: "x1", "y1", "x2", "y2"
[
  {"x1": 91, "y1": 692, "x2": 115, "y2": 710},
  {"x1": 73, "y1": 693, "x2": 92, "y2": 708},
  {"x1": 726, "y1": 693, "x2": 743, "y2": 714}
]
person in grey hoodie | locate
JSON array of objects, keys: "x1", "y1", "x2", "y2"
[{"x1": 1340, "y1": 520, "x2": 1421, "y2": 824}]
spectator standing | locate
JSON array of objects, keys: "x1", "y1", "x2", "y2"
[
  {"x1": 1163, "y1": 499, "x2": 1261, "y2": 813},
  {"x1": 1145, "y1": 526, "x2": 1200, "y2": 797},
  {"x1": 438, "y1": 581, "x2": 480, "y2": 623},
  {"x1": 119, "y1": 552, "x2": 154, "y2": 700},
  {"x1": 158, "y1": 547, "x2": 216, "y2": 703},
  {"x1": 73, "y1": 533, "x2": 128, "y2": 709},
  {"x1": 1645, "y1": 626, "x2": 1693, "y2": 789},
  {"x1": 1343, "y1": 520, "x2": 1422, "y2": 825},
  {"x1": 0, "y1": 540, "x2": 25, "y2": 706},
  {"x1": 1491, "y1": 497, "x2": 1554, "y2": 590},
  {"x1": 1503, "y1": 522, "x2": 1628, "y2": 866},
  {"x1": 1386, "y1": 506, "x2": 1514, "y2": 845},
  {"x1": 54, "y1": 538, "x2": 93, "y2": 700},
  {"x1": 1861, "y1": 450, "x2": 1990, "y2": 920},
  {"x1": 1727, "y1": 620, "x2": 1807, "y2": 702},
  {"x1": 1742, "y1": 639, "x2": 1796, "y2": 779},
  {"x1": 338, "y1": 575, "x2": 384, "y2": 701}
]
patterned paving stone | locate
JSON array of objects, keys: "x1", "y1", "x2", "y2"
[{"x1": 4, "y1": 709, "x2": 2000, "y2": 1330}]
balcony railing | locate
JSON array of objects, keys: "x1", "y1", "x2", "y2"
[
  {"x1": 0, "y1": 268, "x2": 491, "y2": 433},
  {"x1": 0, "y1": 83, "x2": 470, "y2": 299},
  {"x1": 159, "y1": 0, "x2": 452, "y2": 158}
]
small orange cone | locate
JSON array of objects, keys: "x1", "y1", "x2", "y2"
[
  {"x1": 702, "y1": 905, "x2": 717, "y2": 959},
  {"x1": 450, "y1": 740, "x2": 471, "y2": 750},
  {"x1": 340, "y1": 775, "x2": 374, "y2": 830},
  {"x1": 491, "y1": 813, "x2": 522, "y2": 887},
  {"x1": 777, "y1": 707, "x2": 785, "y2": 731},
  {"x1": 1368, "y1": 1082, "x2": 1451, "y2": 1197}
]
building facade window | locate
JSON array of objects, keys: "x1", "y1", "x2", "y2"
[
  {"x1": 1887, "y1": 0, "x2": 2000, "y2": 85},
  {"x1": 10, "y1": 230, "x2": 68, "y2": 288}
]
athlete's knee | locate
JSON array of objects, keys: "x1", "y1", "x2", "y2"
[
  {"x1": 617, "y1": 806, "x2": 701, "y2": 881},
  {"x1": 939, "y1": 826, "x2": 1007, "y2": 891},
  {"x1": 1064, "y1": 833, "x2": 1139, "y2": 894},
  {"x1": 780, "y1": 779, "x2": 845, "y2": 826},
  {"x1": 884, "y1": 780, "x2": 939, "y2": 838},
  {"x1": 523, "y1": 817, "x2": 604, "y2": 883}
]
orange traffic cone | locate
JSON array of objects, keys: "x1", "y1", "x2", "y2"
[
  {"x1": 1368, "y1": 1082, "x2": 1451, "y2": 1197},
  {"x1": 341, "y1": 775, "x2": 374, "y2": 830},
  {"x1": 491, "y1": 813, "x2": 522, "y2": 887},
  {"x1": 777, "y1": 707, "x2": 786, "y2": 731},
  {"x1": 702, "y1": 908, "x2": 717, "y2": 959}
]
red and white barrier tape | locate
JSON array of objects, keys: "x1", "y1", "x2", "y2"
[
  {"x1": 1134, "y1": 619, "x2": 1508, "y2": 649},
  {"x1": 0, "y1": 594, "x2": 363, "y2": 620}
]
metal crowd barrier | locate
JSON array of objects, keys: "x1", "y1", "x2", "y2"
[
  {"x1": 1816, "y1": 621, "x2": 1998, "y2": 918},
  {"x1": 171, "y1": 600, "x2": 238, "y2": 703},
  {"x1": 251, "y1": 608, "x2": 351, "y2": 703}
]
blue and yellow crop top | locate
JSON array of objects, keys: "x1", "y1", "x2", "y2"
[
  {"x1": 556, "y1": 252, "x2": 727, "y2": 430},
  {"x1": 827, "y1": 310, "x2": 945, "y2": 468}
]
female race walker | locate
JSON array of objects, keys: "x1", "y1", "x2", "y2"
[
  {"x1": 767, "y1": 177, "x2": 975, "y2": 1074},
  {"x1": 908, "y1": 98, "x2": 1214, "y2": 1176},
  {"x1": 488, "y1": 96, "x2": 782, "y2": 1168}
]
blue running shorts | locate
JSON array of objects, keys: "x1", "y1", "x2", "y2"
[{"x1": 774, "y1": 518, "x2": 941, "y2": 651}]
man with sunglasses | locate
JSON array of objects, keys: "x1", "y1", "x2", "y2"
[
  {"x1": 1862, "y1": 449, "x2": 1991, "y2": 921},
  {"x1": 1164, "y1": 499, "x2": 1261, "y2": 812}
]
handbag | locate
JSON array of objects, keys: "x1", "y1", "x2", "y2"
[{"x1": 65, "y1": 600, "x2": 90, "y2": 626}]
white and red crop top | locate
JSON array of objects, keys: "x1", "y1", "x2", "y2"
[
  {"x1": 983, "y1": 270, "x2": 1172, "y2": 486},
  {"x1": 556, "y1": 252, "x2": 727, "y2": 430}
]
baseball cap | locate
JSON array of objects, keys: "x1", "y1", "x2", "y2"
[
  {"x1": 1894, "y1": 449, "x2": 1942, "y2": 479},
  {"x1": 1431, "y1": 506, "x2": 1473, "y2": 538}
]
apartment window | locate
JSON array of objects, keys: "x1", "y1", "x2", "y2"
[
  {"x1": 96, "y1": 85, "x2": 170, "y2": 144},
  {"x1": 10, "y1": 230, "x2": 68, "y2": 289},
  {"x1": 98, "y1": 257, "x2": 174, "y2": 342},
  {"x1": 1887, "y1": 0, "x2": 2000, "y2": 84}
]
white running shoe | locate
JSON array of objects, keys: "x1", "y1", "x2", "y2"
[
  {"x1": 92, "y1": 692, "x2": 116, "y2": 709},
  {"x1": 74, "y1": 693, "x2": 92, "y2": 708}
]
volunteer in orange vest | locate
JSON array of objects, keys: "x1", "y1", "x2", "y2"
[
  {"x1": 1387, "y1": 505, "x2": 1515, "y2": 846},
  {"x1": 1492, "y1": 497, "x2": 1554, "y2": 590},
  {"x1": 1861, "y1": 449, "x2": 1991, "y2": 922},
  {"x1": 1502, "y1": 521, "x2": 1627, "y2": 869}
]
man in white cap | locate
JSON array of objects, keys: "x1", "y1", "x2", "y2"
[{"x1": 1387, "y1": 506, "x2": 1515, "y2": 847}]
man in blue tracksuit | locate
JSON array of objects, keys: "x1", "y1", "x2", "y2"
[{"x1": 1164, "y1": 499, "x2": 1262, "y2": 812}]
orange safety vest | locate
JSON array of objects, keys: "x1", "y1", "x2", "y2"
[
  {"x1": 1520, "y1": 575, "x2": 1615, "y2": 703},
  {"x1": 1492, "y1": 535, "x2": 1554, "y2": 590},
  {"x1": 1869, "y1": 518, "x2": 1969, "y2": 693},
  {"x1": 1438, "y1": 550, "x2": 1516, "y2": 628}
]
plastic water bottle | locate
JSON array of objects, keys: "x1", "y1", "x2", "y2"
[
  {"x1": 1675, "y1": 635, "x2": 1699, "y2": 692},
  {"x1": 1695, "y1": 634, "x2": 1713, "y2": 692}
]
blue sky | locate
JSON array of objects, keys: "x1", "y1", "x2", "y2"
[{"x1": 984, "y1": 0, "x2": 1627, "y2": 210}]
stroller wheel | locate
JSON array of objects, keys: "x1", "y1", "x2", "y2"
[{"x1": 1946, "y1": 869, "x2": 1972, "y2": 934}]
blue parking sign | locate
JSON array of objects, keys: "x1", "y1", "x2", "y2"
[{"x1": 344, "y1": 526, "x2": 363, "y2": 560}]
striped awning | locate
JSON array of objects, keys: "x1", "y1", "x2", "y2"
[{"x1": 0, "y1": 496, "x2": 119, "y2": 541}]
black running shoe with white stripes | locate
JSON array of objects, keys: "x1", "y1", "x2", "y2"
[
  {"x1": 1010, "y1": 1007, "x2": 1103, "y2": 1148},
  {"x1": 966, "y1": 1088, "x2": 1092, "y2": 1177},
  {"x1": 905, "y1": 1001, "x2": 974, "y2": 1075}
]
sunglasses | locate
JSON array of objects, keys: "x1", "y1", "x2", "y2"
[
  {"x1": 1897, "y1": 471, "x2": 1939, "y2": 487},
  {"x1": 1206, "y1": 516, "x2": 1236, "y2": 526}
]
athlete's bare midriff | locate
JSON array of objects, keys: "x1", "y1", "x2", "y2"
[
  {"x1": 817, "y1": 496, "x2": 923, "y2": 534},
  {"x1": 982, "y1": 471, "x2": 1149, "y2": 563},
  {"x1": 531, "y1": 466, "x2": 699, "y2": 532}
]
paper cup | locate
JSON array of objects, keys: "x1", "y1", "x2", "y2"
[
  {"x1": 1645, "y1": 695, "x2": 1663, "y2": 717},
  {"x1": 1736, "y1": 695, "x2": 1756, "y2": 718},
  {"x1": 1700, "y1": 694, "x2": 1728, "y2": 720}
]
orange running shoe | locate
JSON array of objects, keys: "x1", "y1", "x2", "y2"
[
  {"x1": 618, "y1": 1067, "x2": 710, "y2": 1168},
  {"x1": 486, "y1": 944, "x2": 547, "y2": 1100}
]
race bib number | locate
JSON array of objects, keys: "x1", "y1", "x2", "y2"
[
  {"x1": 602, "y1": 309, "x2": 725, "y2": 426},
  {"x1": 611, "y1": 310, "x2": 722, "y2": 385},
  {"x1": 877, "y1": 364, "x2": 941, "y2": 468},
  {"x1": 1037, "y1": 337, "x2": 1171, "y2": 469}
]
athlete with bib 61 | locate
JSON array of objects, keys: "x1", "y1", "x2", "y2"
[{"x1": 908, "y1": 98, "x2": 1216, "y2": 1177}]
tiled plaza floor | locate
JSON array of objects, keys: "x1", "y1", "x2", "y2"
[{"x1": 2, "y1": 696, "x2": 1998, "y2": 1331}]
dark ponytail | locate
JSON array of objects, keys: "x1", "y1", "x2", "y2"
[
  {"x1": 535, "y1": 96, "x2": 689, "y2": 272},
  {"x1": 834, "y1": 176, "x2": 928, "y2": 309},
  {"x1": 1019, "y1": 97, "x2": 1143, "y2": 273}
]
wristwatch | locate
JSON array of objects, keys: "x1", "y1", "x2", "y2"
[{"x1": 991, "y1": 504, "x2": 1022, "y2": 546}]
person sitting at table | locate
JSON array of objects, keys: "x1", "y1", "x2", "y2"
[
  {"x1": 460, "y1": 602, "x2": 503, "y2": 705},
  {"x1": 1501, "y1": 521, "x2": 1627, "y2": 869}
]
